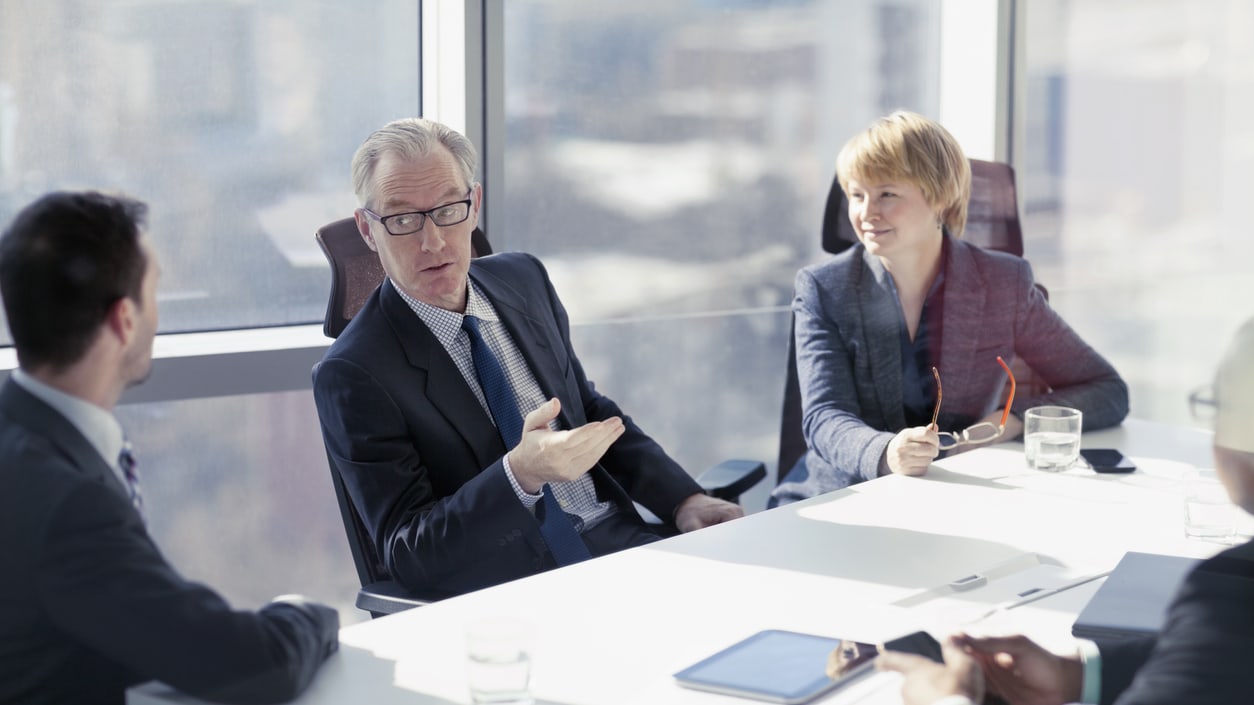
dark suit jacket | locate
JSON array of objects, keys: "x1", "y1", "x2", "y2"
[
  {"x1": 1095, "y1": 539, "x2": 1254, "y2": 705},
  {"x1": 776, "y1": 235, "x2": 1129, "y2": 501},
  {"x1": 312, "y1": 252, "x2": 701, "y2": 596},
  {"x1": 0, "y1": 379, "x2": 337, "y2": 705}
]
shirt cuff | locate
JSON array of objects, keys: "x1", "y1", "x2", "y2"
[
  {"x1": 1077, "y1": 639, "x2": 1102, "y2": 705},
  {"x1": 931, "y1": 696, "x2": 977, "y2": 705},
  {"x1": 502, "y1": 453, "x2": 542, "y2": 510}
]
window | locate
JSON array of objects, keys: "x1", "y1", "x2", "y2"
[
  {"x1": 117, "y1": 391, "x2": 366, "y2": 624},
  {"x1": 0, "y1": 0, "x2": 420, "y2": 625},
  {"x1": 1020, "y1": 0, "x2": 1254, "y2": 426},
  {"x1": 498, "y1": 0, "x2": 941, "y2": 504},
  {"x1": 0, "y1": 0, "x2": 419, "y2": 340}
]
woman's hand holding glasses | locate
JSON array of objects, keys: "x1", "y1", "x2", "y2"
[
  {"x1": 884, "y1": 425, "x2": 941, "y2": 477},
  {"x1": 882, "y1": 356, "x2": 1018, "y2": 476}
]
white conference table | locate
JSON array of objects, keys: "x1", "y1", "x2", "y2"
[{"x1": 130, "y1": 418, "x2": 1231, "y2": 705}]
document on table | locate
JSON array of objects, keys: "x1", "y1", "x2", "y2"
[{"x1": 892, "y1": 553, "x2": 1110, "y2": 629}]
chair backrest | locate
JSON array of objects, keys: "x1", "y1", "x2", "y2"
[
  {"x1": 777, "y1": 159, "x2": 1027, "y2": 482},
  {"x1": 315, "y1": 216, "x2": 492, "y2": 587},
  {"x1": 315, "y1": 217, "x2": 493, "y2": 339}
]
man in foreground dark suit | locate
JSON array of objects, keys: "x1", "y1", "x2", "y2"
[
  {"x1": 313, "y1": 117, "x2": 742, "y2": 597},
  {"x1": 876, "y1": 315, "x2": 1254, "y2": 705},
  {"x1": 0, "y1": 192, "x2": 339, "y2": 705}
]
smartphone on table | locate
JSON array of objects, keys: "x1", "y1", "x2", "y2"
[{"x1": 1080, "y1": 448, "x2": 1136, "y2": 473}]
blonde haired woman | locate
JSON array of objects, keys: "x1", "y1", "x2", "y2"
[{"x1": 771, "y1": 111, "x2": 1128, "y2": 505}]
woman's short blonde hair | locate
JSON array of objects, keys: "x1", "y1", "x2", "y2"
[{"x1": 835, "y1": 111, "x2": 972, "y2": 237}]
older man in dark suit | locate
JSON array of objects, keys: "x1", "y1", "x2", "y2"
[
  {"x1": 0, "y1": 192, "x2": 338, "y2": 705},
  {"x1": 313, "y1": 118, "x2": 742, "y2": 598},
  {"x1": 876, "y1": 316, "x2": 1254, "y2": 705}
]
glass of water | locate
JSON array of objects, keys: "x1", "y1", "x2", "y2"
[
  {"x1": 465, "y1": 617, "x2": 535, "y2": 705},
  {"x1": 1183, "y1": 467, "x2": 1235, "y2": 541},
  {"x1": 1024, "y1": 406, "x2": 1082, "y2": 471}
]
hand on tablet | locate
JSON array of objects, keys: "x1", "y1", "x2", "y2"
[
  {"x1": 876, "y1": 636, "x2": 983, "y2": 705},
  {"x1": 825, "y1": 639, "x2": 878, "y2": 680}
]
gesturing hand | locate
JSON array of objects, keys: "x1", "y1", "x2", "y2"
[
  {"x1": 885, "y1": 424, "x2": 940, "y2": 476},
  {"x1": 507, "y1": 398, "x2": 625, "y2": 495}
]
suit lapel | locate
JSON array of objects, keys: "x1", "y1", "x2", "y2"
[
  {"x1": 378, "y1": 280, "x2": 506, "y2": 469},
  {"x1": 0, "y1": 379, "x2": 131, "y2": 505},
  {"x1": 937, "y1": 237, "x2": 988, "y2": 427},
  {"x1": 858, "y1": 250, "x2": 907, "y2": 430}
]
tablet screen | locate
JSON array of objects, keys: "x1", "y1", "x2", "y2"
[{"x1": 673, "y1": 630, "x2": 877, "y2": 704}]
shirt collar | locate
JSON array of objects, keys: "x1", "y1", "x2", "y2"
[
  {"x1": 393, "y1": 277, "x2": 501, "y2": 347},
  {"x1": 11, "y1": 368, "x2": 126, "y2": 470}
]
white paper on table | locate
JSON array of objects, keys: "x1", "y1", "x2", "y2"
[{"x1": 890, "y1": 553, "x2": 1108, "y2": 632}]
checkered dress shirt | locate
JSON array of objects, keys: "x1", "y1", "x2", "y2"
[{"x1": 396, "y1": 280, "x2": 614, "y2": 531}]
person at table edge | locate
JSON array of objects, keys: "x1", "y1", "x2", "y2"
[
  {"x1": 0, "y1": 191, "x2": 338, "y2": 705},
  {"x1": 877, "y1": 314, "x2": 1254, "y2": 705},
  {"x1": 772, "y1": 111, "x2": 1129, "y2": 505}
]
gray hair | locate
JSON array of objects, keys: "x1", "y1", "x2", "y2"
[
  {"x1": 1216, "y1": 316, "x2": 1254, "y2": 454},
  {"x1": 350, "y1": 118, "x2": 478, "y2": 207}
]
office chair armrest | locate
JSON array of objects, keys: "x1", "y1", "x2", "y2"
[
  {"x1": 697, "y1": 459, "x2": 766, "y2": 503},
  {"x1": 356, "y1": 580, "x2": 429, "y2": 617}
]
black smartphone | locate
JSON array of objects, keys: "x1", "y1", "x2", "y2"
[
  {"x1": 826, "y1": 630, "x2": 942, "y2": 680},
  {"x1": 880, "y1": 630, "x2": 943, "y2": 662},
  {"x1": 1080, "y1": 448, "x2": 1136, "y2": 473}
]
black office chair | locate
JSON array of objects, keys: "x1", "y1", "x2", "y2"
[
  {"x1": 314, "y1": 217, "x2": 766, "y2": 617},
  {"x1": 777, "y1": 159, "x2": 1049, "y2": 482}
]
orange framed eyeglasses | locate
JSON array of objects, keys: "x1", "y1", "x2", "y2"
[{"x1": 932, "y1": 356, "x2": 1016, "y2": 451}]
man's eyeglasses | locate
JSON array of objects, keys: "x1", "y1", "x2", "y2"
[
  {"x1": 361, "y1": 186, "x2": 474, "y2": 236},
  {"x1": 933, "y1": 356, "x2": 1017, "y2": 451},
  {"x1": 1189, "y1": 385, "x2": 1218, "y2": 423}
]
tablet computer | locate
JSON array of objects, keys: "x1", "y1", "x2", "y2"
[{"x1": 673, "y1": 629, "x2": 880, "y2": 704}]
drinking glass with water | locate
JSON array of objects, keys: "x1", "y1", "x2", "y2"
[
  {"x1": 465, "y1": 617, "x2": 535, "y2": 705},
  {"x1": 1024, "y1": 406, "x2": 1082, "y2": 471},
  {"x1": 1183, "y1": 467, "x2": 1236, "y2": 541}
]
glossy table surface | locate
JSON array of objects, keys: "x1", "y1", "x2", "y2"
[{"x1": 130, "y1": 418, "x2": 1228, "y2": 705}]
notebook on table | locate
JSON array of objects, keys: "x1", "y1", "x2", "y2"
[{"x1": 1071, "y1": 552, "x2": 1201, "y2": 640}]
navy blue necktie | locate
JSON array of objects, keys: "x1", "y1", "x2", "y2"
[
  {"x1": 118, "y1": 439, "x2": 146, "y2": 523},
  {"x1": 462, "y1": 315, "x2": 591, "y2": 565}
]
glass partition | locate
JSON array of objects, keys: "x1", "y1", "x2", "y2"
[
  {"x1": 499, "y1": 0, "x2": 943, "y2": 498},
  {"x1": 1020, "y1": 0, "x2": 1254, "y2": 426}
]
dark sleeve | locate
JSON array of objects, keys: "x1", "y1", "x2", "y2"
[
  {"x1": 313, "y1": 357, "x2": 547, "y2": 595},
  {"x1": 1094, "y1": 637, "x2": 1157, "y2": 705},
  {"x1": 39, "y1": 480, "x2": 338, "y2": 704},
  {"x1": 1008, "y1": 258, "x2": 1129, "y2": 430},
  {"x1": 1102, "y1": 546, "x2": 1254, "y2": 705},
  {"x1": 527, "y1": 253, "x2": 703, "y2": 519}
]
